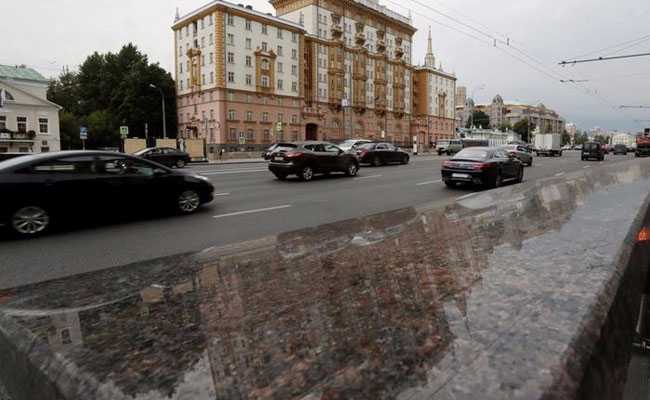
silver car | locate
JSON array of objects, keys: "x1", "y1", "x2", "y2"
[{"x1": 502, "y1": 144, "x2": 533, "y2": 167}]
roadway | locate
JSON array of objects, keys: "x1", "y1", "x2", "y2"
[{"x1": 0, "y1": 151, "x2": 638, "y2": 289}]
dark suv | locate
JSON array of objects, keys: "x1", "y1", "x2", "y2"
[
  {"x1": 581, "y1": 142, "x2": 605, "y2": 161},
  {"x1": 268, "y1": 141, "x2": 360, "y2": 181},
  {"x1": 613, "y1": 144, "x2": 628, "y2": 155}
]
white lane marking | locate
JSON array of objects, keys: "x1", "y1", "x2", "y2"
[
  {"x1": 554, "y1": 172, "x2": 565, "y2": 177},
  {"x1": 583, "y1": 165, "x2": 591, "y2": 169},
  {"x1": 416, "y1": 179, "x2": 442, "y2": 186},
  {"x1": 213, "y1": 205, "x2": 292, "y2": 219},
  {"x1": 456, "y1": 193, "x2": 477, "y2": 201},
  {"x1": 213, "y1": 192, "x2": 231, "y2": 197},
  {"x1": 201, "y1": 168, "x2": 268, "y2": 175},
  {"x1": 354, "y1": 174, "x2": 382, "y2": 180}
]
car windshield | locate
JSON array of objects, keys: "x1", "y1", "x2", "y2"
[
  {"x1": 584, "y1": 143, "x2": 599, "y2": 150},
  {"x1": 274, "y1": 143, "x2": 298, "y2": 151},
  {"x1": 453, "y1": 149, "x2": 490, "y2": 161}
]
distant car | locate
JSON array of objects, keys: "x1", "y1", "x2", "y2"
[
  {"x1": 0, "y1": 152, "x2": 31, "y2": 162},
  {"x1": 0, "y1": 151, "x2": 214, "y2": 238},
  {"x1": 134, "y1": 147, "x2": 191, "y2": 168},
  {"x1": 581, "y1": 142, "x2": 605, "y2": 161},
  {"x1": 573, "y1": 144, "x2": 583, "y2": 151},
  {"x1": 612, "y1": 144, "x2": 628, "y2": 155},
  {"x1": 268, "y1": 141, "x2": 360, "y2": 181},
  {"x1": 262, "y1": 144, "x2": 280, "y2": 160},
  {"x1": 502, "y1": 144, "x2": 533, "y2": 167},
  {"x1": 436, "y1": 140, "x2": 451, "y2": 155},
  {"x1": 356, "y1": 142, "x2": 410, "y2": 166},
  {"x1": 338, "y1": 139, "x2": 373, "y2": 152},
  {"x1": 441, "y1": 147, "x2": 523, "y2": 189},
  {"x1": 561, "y1": 145, "x2": 573, "y2": 151}
]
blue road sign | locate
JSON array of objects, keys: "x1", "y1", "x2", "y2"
[{"x1": 80, "y1": 126, "x2": 88, "y2": 140}]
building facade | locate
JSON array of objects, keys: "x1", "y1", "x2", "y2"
[
  {"x1": 473, "y1": 97, "x2": 565, "y2": 134},
  {"x1": 412, "y1": 28, "x2": 456, "y2": 145},
  {"x1": 0, "y1": 65, "x2": 61, "y2": 153},
  {"x1": 173, "y1": 2, "x2": 306, "y2": 151},
  {"x1": 274, "y1": 0, "x2": 417, "y2": 144}
]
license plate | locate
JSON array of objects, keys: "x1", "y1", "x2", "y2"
[
  {"x1": 452, "y1": 173, "x2": 470, "y2": 179},
  {"x1": 274, "y1": 156, "x2": 284, "y2": 161}
]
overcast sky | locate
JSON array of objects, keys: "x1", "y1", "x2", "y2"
[{"x1": 3, "y1": 0, "x2": 649, "y2": 132}]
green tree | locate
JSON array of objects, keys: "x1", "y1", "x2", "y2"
[
  {"x1": 561, "y1": 131, "x2": 572, "y2": 146},
  {"x1": 469, "y1": 111, "x2": 490, "y2": 129},
  {"x1": 512, "y1": 119, "x2": 536, "y2": 143},
  {"x1": 58, "y1": 111, "x2": 81, "y2": 150},
  {"x1": 47, "y1": 43, "x2": 177, "y2": 149},
  {"x1": 498, "y1": 122, "x2": 512, "y2": 132}
]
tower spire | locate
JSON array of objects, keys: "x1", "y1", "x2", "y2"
[{"x1": 424, "y1": 26, "x2": 436, "y2": 68}]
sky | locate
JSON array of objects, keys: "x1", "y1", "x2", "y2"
[{"x1": 3, "y1": 0, "x2": 650, "y2": 132}]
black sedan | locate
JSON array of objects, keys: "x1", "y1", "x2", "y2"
[
  {"x1": 357, "y1": 142, "x2": 410, "y2": 166},
  {"x1": 441, "y1": 147, "x2": 523, "y2": 189},
  {"x1": 134, "y1": 147, "x2": 191, "y2": 168},
  {"x1": 268, "y1": 141, "x2": 360, "y2": 181},
  {"x1": 0, "y1": 151, "x2": 214, "y2": 238}
]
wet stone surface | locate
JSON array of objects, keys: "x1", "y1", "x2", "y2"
[{"x1": 0, "y1": 160, "x2": 649, "y2": 400}]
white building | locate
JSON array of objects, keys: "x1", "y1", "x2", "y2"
[
  {"x1": 0, "y1": 65, "x2": 61, "y2": 153},
  {"x1": 611, "y1": 132, "x2": 635, "y2": 147}
]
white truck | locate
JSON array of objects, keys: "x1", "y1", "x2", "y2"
[{"x1": 534, "y1": 133, "x2": 563, "y2": 157}]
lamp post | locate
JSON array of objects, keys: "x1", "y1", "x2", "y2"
[{"x1": 149, "y1": 84, "x2": 167, "y2": 139}]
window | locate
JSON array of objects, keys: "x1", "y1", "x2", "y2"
[
  {"x1": 38, "y1": 118, "x2": 48, "y2": 133},
  {"x1": 277, "y1": 62, "x2": 283, "y2": 73},
  {"x1": 245, "y1": 20, "x2": 251, "y2": 31},
  {"x1": 227, "y1": 91, "x2": 234, "y2": 101},
  {"x1": 262, "y1": 24, "x2": 268, "y2": 34},
  {"x1": 277, "y1": 79, "x2": 283, "y2": 90},
  {"x1": 246, "y1": 129, "x2": 255, "y2": 140},
  {"x1": 228, "y1": 72, "x2": 235, "y2": 83},
  {"x1": 209, "y1": 34, "x2": 214, "y2": 45},
  {"x1": 246, "y1": 111, "x2": 253, "y2": 121},
  {"x1": 210, "y1": 109, "x2": 214, "y2": 120},
  {"x1": 227, "y1": 14, "x2": 234, "y2": 26},
  {"x1": 179, "y1": 62, "x2": 183, "y2": 73},
  {"x1": 291, "y1": 114, "x2": 298, "y2": 123},
  {"x1": 291, "y1": 49, "x2": 297, "y2": 59},
  {"x1": 292, "y1": 81, "x2": 298, "y2": 92},
  {"x1": 201, "y1": 18, "x2": 205, "y2": 29},
  {"x1": 0, "y1": 115, "x2": 6, "y2": 130},
  {"x1": 210, "y1": 72, "x2": 214, "y2": 83},
  {"x1": 277, "y1": 45, "x2": 283, "y2": 56},
  {"x1": 261, "y1": 42, "x2": 268, "y2": 51},
  {"x1": 228, "y1": 110, "x2": 237, "y2": 120},
  {"x1": 277, "y1": 113, "x2": 284, "y2": 122},
  {"x1": 227, "y1": 34, "x2": 234, "y2": 45},
  {"x1": 201, "y1": 55, "x2": 206, "y2": 65},
  {"x1": 262, "y1": 112, "x2": 269, "y2": 122},
  {"x1": 277, "y1": 29, "x2": 283, "y2": 39},
  {"x1": 33, "y1": 156, "x2": 96, "y2": 174},
  {"x1": 261, "y1": 59, "x2": 269, "y2": 70},
  {"x1": 261, "y1": 76, "x2": 269, "y2": 87},
  {"x1": 264, "y1": 129, "x2": 271, "y2": 141},
  {"x1": 201, "y1": 37, "x2": 205, "y2": 48},
  {"x1": 291, "y1": 65, "x2": 297, "y2": 76},
  {"x1": 227, "y1": 52, "x2": 234, "y2": 63},
  {"x1": 202, "y1": 74, "x2": 205, "y2": 84},
  {"x1": 292, "y1": 32, "x2": 298, "y2": 43},
  {"x1": 16, "y1": 117, "x2": 27, "y2": 133},
  {"x1": 228, "y1": 128, "x2": 237, "y2": 141},
  {"x1": 245, "y1": 38, "x2": 252, "y2": 49},
  {"x1": 245, "y1": 74, "x2": 252, "y2": 86},
  {"x1": 210, "y1": 53, "x2": 214, "y2": 64},
  {"x1": 180, "y1": 80, "x2": 184, "y2": 90},
  {"x1": 245, "y1": 56, "x2": 252, "y2": 67}
]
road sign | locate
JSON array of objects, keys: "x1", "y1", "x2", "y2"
[
  {"x1": 239, "y1": 134, "x2": 246, "y2": 145},
  {"x1": 120, "y1": 126, "x2": 129, "y2": 138},
  {"x1": 80, "y1": 126, "x2": 88, "y2": 140},
  {"x1": 276, "y1": 122, "x2": 283, "y2": 132}
]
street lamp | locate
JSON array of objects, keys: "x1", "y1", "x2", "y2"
[{"x1": 149, "y1": 84, "x2": 167, "y2": 139}]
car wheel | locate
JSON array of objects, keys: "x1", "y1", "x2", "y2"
[
  {"x1": 177, "y1": 190, "x2": 201, "y2": 214},
  {"x1": 516, "y1": 167, "x2": 524, "y2": 183},
  {"x1": 402, "y1": 156, "x2": 410, "y2": 164},
  {"x1": 176, "y1": 159, "x2": 186, "y2": 168},
  {"x1": 273, "y1": 172, "x2": 287, "y2": 180},
  {"x1": 345, "y1": 163, "x2": 359, "y2": 177},
  {"x1": 372, "y1": 156, "x2": 382, "y2": 167},
  {"x1": 300, "y1": 166, "x2": 314, "y2": 181},
  {"x1": 527, "y1": 158, "x2": 533, "y2": 167},
  {"x1": 492, "y1": 172, "x2": 502, "y2": 189},
  {"x1": 11, "y1": 205, "x2": 51, "y2": 237}
]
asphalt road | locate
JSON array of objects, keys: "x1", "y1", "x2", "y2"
[{"x1": 0, "y1": 151, "x2": 639, "y2": 289}]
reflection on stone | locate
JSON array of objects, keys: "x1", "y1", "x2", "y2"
[{"x1": 0, "y1": 160, "x2": 649, "y2": 399}]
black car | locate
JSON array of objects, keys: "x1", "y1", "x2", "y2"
[
  {"x1": 581, "y1": 142, "x2": 605, "y2": 161},
  {"x1": 0, "y1": 152, "x2": 31, "y2": 162},
  {"x1": 268, "y1": 141, "x2": 360, "y2": 181},
  {"x1": 0, "y1": 151, "x2": 214, "y2": 237},
  {"x1": 356, "y1": 142, "x2": 410, "y2": 166},
  {"x1": 134, "y1": 147, "x2": 191, "y2": 168},
  {"x1": 441, "y1": 147, "x2": 523, "y2": 188},
  {"x1": 612, "y1": 144, "x2": 628, "y2": 155}
]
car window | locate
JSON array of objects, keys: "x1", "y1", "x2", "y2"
[
  {"x1": 376, "y1": 144, "x2": 388, "y2": 150},
  {"x1": 324, "y1": 144, "x2": 341, "y2": 153},
  {"x1": 303, "y1": 144, "x2": 316, "y2": 151},
  {"x1": 161, "y1": 148, "x2": 176, "y2": 154},
  {"x1": 32, "y1": 156, "x2": 96, "y2": 174},
  {"x1": 98, "y1": 156, "x2": 157, "y2": 177},
  {"x1": 275, "y1": 143, "x2": 297, "y2": 152},
  {"x1": 359, "y1": 143, "x2": 376, "y2": 150},
  {"x1": 494, "y1": 150, "x2": 508, "y2": 159}
]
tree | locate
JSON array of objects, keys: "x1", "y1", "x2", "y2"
[
  {"x1": 561, "y1": 131, "x2": 572, "y2": 146},
  {"x1": 47, "y1": 43, "x2": 177, "y2": 149},
  {"x1": 512, "y1": 119, "x2": 536, "y2": 143},
  {"x1": 498, "y1": 122, "x2": 512, "y2": 132},
  {"x1": 469, "y1": 111, "x2": 490, "y2": 129}
]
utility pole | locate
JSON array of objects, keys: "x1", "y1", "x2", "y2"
[{"x1": 149, "y1": 84, "x2": 167, "y2": 139}]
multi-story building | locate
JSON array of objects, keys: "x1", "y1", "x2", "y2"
[
  {"x1": 173, "y1": 1, "x2": 306, "y2": 151},
  {"x1": 0, "y1": 64, "x2": 61, "y2": 153},
  {"x1": 474, "y1": 97, "x2": 565, "y2": 134},
  {"x1": 412, "y1": 28, "x2": 456, "y2": 146},
  {"x1": 273, "y1": 0, "x2": 417, "y2": 143},
  {"x1": 455, "y1": 86, "x2": 466, "y2": 111}
]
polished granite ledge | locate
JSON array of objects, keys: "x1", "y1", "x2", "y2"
[{"x1": 0, "y1": 159, "x2": 649, "y2": 400}]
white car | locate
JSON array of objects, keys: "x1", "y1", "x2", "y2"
[{"x1": 338, "y1": 139, "x2": 372, "y2": 152}]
